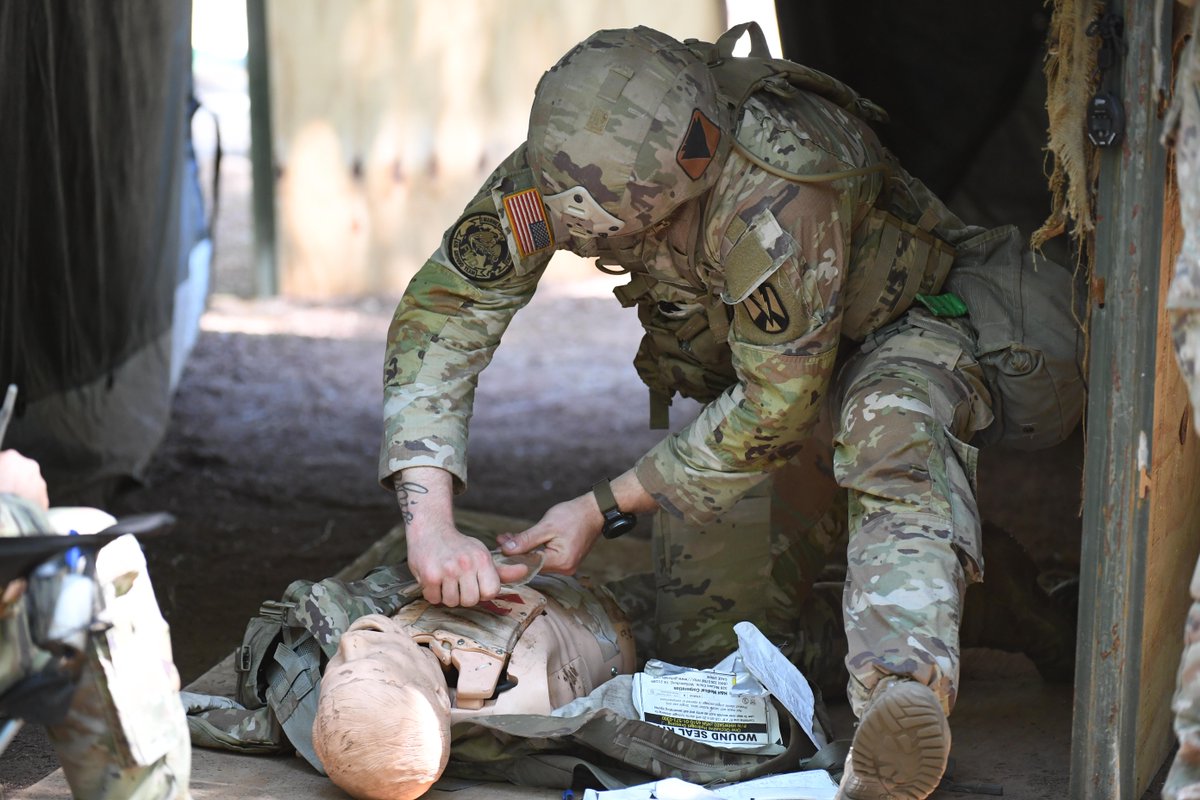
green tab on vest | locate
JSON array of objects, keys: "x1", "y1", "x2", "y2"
[{"x1": 915, "y1": 292, "x2": 968, "y2": 318}]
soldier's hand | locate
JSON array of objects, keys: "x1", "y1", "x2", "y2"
[
  {"x1": 0, "y1": 578, "x2": 26, "y2": 619},
  {"x1": 408, "y1": 525, "x2": 529, "y2": 607},
  {"x1": 0, "y1": 450, "x2": 48, "y2": 510},
  {"x1": 498, "y1": 494, "x2": 603, "y2": 575}
]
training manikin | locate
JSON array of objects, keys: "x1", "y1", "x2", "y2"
[{"x1": 312, "y1": 574, "x2": 636, "y2": 800}]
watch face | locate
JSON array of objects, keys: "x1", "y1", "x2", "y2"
[{"x1": 602, "y1": 513, "x2": 637, "y2": 539}]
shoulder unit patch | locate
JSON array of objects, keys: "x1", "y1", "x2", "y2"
[
  {"x1": 743, "y1": 282, "x2": 791, "y2": 334},
  {"x1": 448, "y1": 213, "x2": 514, "y2": 282}
]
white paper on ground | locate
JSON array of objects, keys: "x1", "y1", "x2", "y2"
[{"x1": 580, "y1": 770, "x2": 839, "y2": 800}]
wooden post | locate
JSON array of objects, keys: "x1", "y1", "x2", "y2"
[
  {"x1": 246, "y1": 0, "x2": 277, "y2": 297},
  {"x1": 1070, "y1": 2, "x2": 1176, "y2": 798}
]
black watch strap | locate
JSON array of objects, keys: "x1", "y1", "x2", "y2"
[
  {"x1": 592, "y1": 479, "x2": 619, "y2": 515},
  {"x1": 592, "y1": 479, "x2": 636, "y2": 539}
]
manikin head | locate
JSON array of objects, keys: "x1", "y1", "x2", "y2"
[
  {"x1": 312, "y1": 615, "x2": 450, "y2": 800},
  {"x1": 313, "y1": 576, "x2": 635, "y2": 800}
]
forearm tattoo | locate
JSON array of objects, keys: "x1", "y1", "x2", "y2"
[{"x1": 395, "y1": 481, "x2": 429, "y2": 525}]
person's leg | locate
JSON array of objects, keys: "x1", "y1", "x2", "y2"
[
  {"x1": 651, "y1": 478, "x2": 774, "y2": 667},
  {"x1": 47, "y1": 536, "x2": 191, "y2": 800},
  {"x1": 833, "y1": 312, "x2": 992, "y2": 799},
  {"x1": 769, "y1": 420, "x2": 853, "y2": 695},
  {"x1": 1164, "y1": 555, "x2": 1200, "y2": 800}
]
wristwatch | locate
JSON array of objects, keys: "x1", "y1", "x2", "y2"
[{"x1": 592, "y1": 479, "x2": 637, "y2": 539}]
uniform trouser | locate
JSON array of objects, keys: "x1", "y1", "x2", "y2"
[
  {"x1": 1165, "y1": 556, "x2": 1200, "y2": 800},
  {"x1": 1164, "y1": 22, "x2": 1200, "y2": 800},
  {"x1": 0, "y1": 517, "x2": 191, "y2": 799},
  {"x1": 833, "y1": 312, "x2": 992, "y2": 717},
  {"x1": 651, "y1": 310, "x2": 992, "y2": 719},
  {"x1": 650, "y1": 408, "x2": 844, "y2": 670},
  {"x1": 45, "y1": 643, "x2": 192, "y2": 800}
]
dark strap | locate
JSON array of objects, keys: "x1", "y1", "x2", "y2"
[
  {"x1": 592, "y1": 479, "x2": 619, "y2": 515},
  {"x1": 715, "y1": 21, "x2": 771, "y2": 59},
  {"x1": 798, "y1": 738, "x2": 850, "y2": 781}
]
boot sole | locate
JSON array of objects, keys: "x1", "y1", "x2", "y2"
[{"x1": 850, "y1": 681, "x2": 951, "y2": 800}]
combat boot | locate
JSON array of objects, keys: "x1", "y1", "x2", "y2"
[{"x1": 836, "y1": 677, "x2": 950, "y2": 800}]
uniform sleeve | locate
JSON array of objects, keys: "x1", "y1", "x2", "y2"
[
  {"x1": 379, "y1": 145, "x2": 553, "y2": 493},
  {"x1": 634, "y1": 174, "x2": 852, "y2": 525}
]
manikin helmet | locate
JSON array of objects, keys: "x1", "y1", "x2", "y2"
[{"x1": 527, "y1": 26, "x2": 728, "y2": 240}]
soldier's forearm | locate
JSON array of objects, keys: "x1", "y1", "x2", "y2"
[
  {"x1": 609, "y1": 469, "x2": 659, "y2": 516},
  {"x1": 394, "y1": 467, "x2": 456, "y2": 538}
]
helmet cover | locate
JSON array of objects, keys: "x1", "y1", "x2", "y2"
[{"x1": 528, "y1": 26, "x2": 726, "y2": 238}]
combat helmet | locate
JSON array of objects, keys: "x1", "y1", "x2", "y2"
[{"x1": 527, "y1": 27, "x2": 730, "y2": 240}]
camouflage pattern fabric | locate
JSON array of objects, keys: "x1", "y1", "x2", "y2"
[
  {"x1": 183, "y1": 694, "x2": 287, "y2": 754},
  {"x1": 1163, "y1": 15, "x2": 1200, "y2": 800},
  {"x1": 186, "y1": 563, "x2": 420, "y2": 752},
  {"x1": 1166, "y1": 14, "x2": 1200, "y2": 425},
  {"x1": 444, "y1": 704, "x2": 814, "y2": 789},
  {"x1": 0, "y1": 494, "x2": 50, "y2": 699},
  {"x1": 649, "y1": 447, "x2": 846, "y2": 671},
  {"x1": 650, "y1": 480, "x2": 772, "y2": 667},
  {"x1": 0, "y1": 494, "x2": 191, "y2": 799},
  {"x1": 280, "y1": 562, "x2": 419, "y2": 658},
  {"x1": 641, "y1": 307, "x2": 994, "y2": 714},
  {"x1": 832, "y1": 310, "x2": 992, "y2": 716},
  {"x1": 527, "y1": 27, "x2": 729, "y2": 238},
  {"x1": 1167, "y1": 557, "x2": 1200, "y2": 800},
  {"x1": 381, "y1": 87, "x2": 973, "y2": 520}
]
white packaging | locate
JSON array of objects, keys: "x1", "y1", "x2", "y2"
[{"x1": 631, "y1": 657, "x2": 783, "y2": 753}]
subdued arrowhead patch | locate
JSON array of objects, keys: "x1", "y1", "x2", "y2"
[
  {"x1": 676, "y1": 108, "x2": 721, "y2": 180},
  {"x1": 743, "y1": 283, "x2": 790, "y2": 334}
]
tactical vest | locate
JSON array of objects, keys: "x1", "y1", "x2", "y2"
[
  {"x1": 698, "y1": 21, "x2": 960, "y2": 338},
  {"x1": 700, "y1": 21, "x2": 960, "y2": 340},
  {"x1": 624, "y1": 23, "x2": 960, "y2": 426}
]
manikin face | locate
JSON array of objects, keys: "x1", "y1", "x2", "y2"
[{"x1": 312, "y1": 615, "x2": 451, "y2": 800}]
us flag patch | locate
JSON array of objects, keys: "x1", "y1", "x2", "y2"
[{"x1": 502, "y1": 187, "x2": 554, "y2": 258}]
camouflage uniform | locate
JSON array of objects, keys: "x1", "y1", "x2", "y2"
[
  {"x1": 381, "y1": 27, "x2": 1080, "y2": 720},
  {"x1": 1163, "y1": 9, "x2": 1200, "y2": 798},
  {"x1": 0, "y1": 495, "x2": 191, "y2": 799}
]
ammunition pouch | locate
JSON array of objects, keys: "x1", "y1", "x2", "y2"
[
  {"x1": 842, "y1": 207, "x2": 957, "y2": 341},
  {"x1": 616, "y1": 273, "x2": 736, "y2": 427}
]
